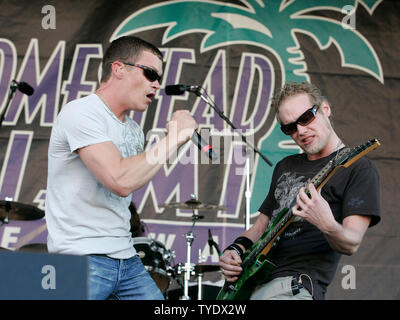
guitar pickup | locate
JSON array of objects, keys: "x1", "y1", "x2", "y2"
[
  {"x1": 228, "y1": 284, "x2": 237, "y2": 292},
  {"x1": 223, "y1": 282, "x2": 238, "y2": 292}
]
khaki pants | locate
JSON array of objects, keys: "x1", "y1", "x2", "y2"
[{"x1": 250, "y1": 276, "x2": 313, "y2": 300}]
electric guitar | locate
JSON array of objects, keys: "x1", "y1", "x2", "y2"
[{"x1": 216, "y1": 138, "x2": 380, "y2": 300}]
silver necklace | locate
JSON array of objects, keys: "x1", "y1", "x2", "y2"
[
  {"x1": 333, "y1": 139, "x2": 344, "y2": 162},
  {"x1": 96, "y1": 90, "x2": 109, "y2": 108}
]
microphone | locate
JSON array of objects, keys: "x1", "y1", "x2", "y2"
[
  {"x1": 12, "y1": 80, "x2": 34, "y2": 96},
  {"x1": 192, "y1": 131, "x2": 217, "y2": 160},
  {"x1": 208, "y1": 229, "x2": 214, "y2": 255},
  {"x1": 165, "y1": 84, "x2": 200, "y2": 95}
]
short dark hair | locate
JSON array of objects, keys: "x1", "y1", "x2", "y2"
[
  {"x1": 101, "y1": 36, "x2": 163, "y2": 83},
  {"x1": 271, "y1": 81, "x2": 331, "y2": 122}
]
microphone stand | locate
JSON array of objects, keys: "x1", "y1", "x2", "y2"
[
  {"x1": 192, "y1": 88, "x2": 273, "y2": 230},
  {"x1": 0, "y1": 82, "x2": 18, "y2": 127},
  {"x1": 211, "y1": 240, "x2": 221, "y2": 256}
]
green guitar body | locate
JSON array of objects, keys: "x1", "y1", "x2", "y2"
[
  {"x1": 216, "y1": 254, "x2": 276, "y2": 300},
  {"x1": 216, "y1": 208, "x2": 290, "y2": 300}
]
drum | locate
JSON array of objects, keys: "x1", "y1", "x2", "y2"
[{"x1": 132, "y1": 237, "x2": 173, "y2": 292}]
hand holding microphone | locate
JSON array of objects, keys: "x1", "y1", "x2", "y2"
[
  {"x1": 167, "y1": 110, "x2": 217, "y2": 161},
  {"x1": 167, "y1": 110, "x2": 198, "y2": 145},
  {"x1": 166, "y1": 84, "x2": 217, "y2": 160}
]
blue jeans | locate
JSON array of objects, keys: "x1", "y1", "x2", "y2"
[{"x1": 88, "y1": 254, "x2": 164, "y2": 300}]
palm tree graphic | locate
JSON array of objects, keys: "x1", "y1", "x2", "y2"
[{"x1": 112, "y1": 0, "x2": 383, "y2": 214}]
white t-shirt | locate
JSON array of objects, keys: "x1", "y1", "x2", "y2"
[{"x1": 46, "y1": 94, "x2": 144, "y2": 258}]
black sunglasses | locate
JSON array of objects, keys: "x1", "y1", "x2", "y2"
[
  {"x1": 122, "y1": 62, "x2": 162, "y2": 83},
  {"x1": 280, "y1": 105, "x2": 319, "y2": 135}
]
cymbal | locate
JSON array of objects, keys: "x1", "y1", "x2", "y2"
[
  {"x1": 0, "y1": 200, "x2": 44, "y2": 221},
  {"x1": 194, "y1": 264, "x2": 221, "y2": 273},
  {"x1": 18, "y1": 243, "x2": 48, "y2": 253},
  {"x1": 160, "y1": 199, "x2": 227, "y2": 211}
]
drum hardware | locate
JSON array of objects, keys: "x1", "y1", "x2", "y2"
[
  {"x1": 180, "y1": 203, "x2": 200, "y2": 300},
  {"x1": 0, "y1": 199, "x2": 45, "y2": 226},
  {"x1": 194, "y1": 263, "x2": 221, "y2": 300},
  {"x1": 159, "y1": 196, "x2": 226, "y2": 300},
  {"x1": 171, "y1": 261, "x2": 221, "y2": 300},
  {"x1": 195, "y1": 249, "x2": 221, "y2": 300},
  {"x1": 159, "y1": 198, "x2": 228, "y2": 212},
  {"x1": 132, "y1": 237, "x2": 174, "y2": 293},
  {"x1": 160, "y1": 194, "x2": 226, "y2": 300},
  {"x1": 17, "y1": 243, "x2": 48, "y2": 253}
]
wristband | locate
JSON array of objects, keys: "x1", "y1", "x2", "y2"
[
  {"x1": 234, "y1": 236, "x2": 254, "y2": 251},
  {"x1": 224, "y1": 243, "x2": 244, "y2": 257}
]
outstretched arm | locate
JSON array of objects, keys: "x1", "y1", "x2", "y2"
[{"x1": 78, "y1": 110, "x2": 197, "y2": 197}]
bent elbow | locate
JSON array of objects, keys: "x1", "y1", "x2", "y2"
[
  {"x1": 107, "y1": 179, "x2": 133, "y2": 198},
  {"x1": 114, "y1": 187, "x2": 131, "y2": 198},
  {"x1": 340, "y1": 243, "x2": 361, "y2": 256},
  {"x1": 348, "y1": 245, "x2": 360, "y2": 256}
]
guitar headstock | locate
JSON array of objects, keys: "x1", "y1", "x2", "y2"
[{"x1": 334, "y1": 138, "x2": 380, "y2": 168}]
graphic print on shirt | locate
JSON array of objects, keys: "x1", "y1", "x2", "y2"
[
  {"x1": 269, "y1": 172, "x2": 307, "y2": 239},
  {"x1": 115, "y1": 121, "x2": 144, "y2": 158}
]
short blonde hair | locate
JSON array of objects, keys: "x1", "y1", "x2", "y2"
[{"x1": 271, "y1": 82, "x2": 330, "y2": 121}]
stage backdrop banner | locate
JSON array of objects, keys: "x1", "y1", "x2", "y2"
[{"x1": 0, "y1": 0, "x2": 398, "y2": 299}]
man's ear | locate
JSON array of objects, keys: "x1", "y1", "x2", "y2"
[
  {"x1": 111, "y1": 61, "x2": 125, "y2": 79},
  {"x1": 321, "y1": 100, "x2": 331, "y2": 118}
]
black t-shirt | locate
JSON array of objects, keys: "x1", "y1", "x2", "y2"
[{"x1": 258, "y1": 149, "x2": 380, "y2": 300}]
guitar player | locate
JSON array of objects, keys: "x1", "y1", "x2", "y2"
[{"x1": 219, "y1": 81, "x2": 381, "y2": 300}]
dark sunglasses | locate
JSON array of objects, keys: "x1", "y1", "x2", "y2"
[
  {"x1": 122, "y1": 62, "x2": 162, "y2": 83},
  {"x1": 280, "y1": 105, "x2": 319, "y2": 135}
]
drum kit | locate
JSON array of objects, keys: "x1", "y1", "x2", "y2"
[
  {"x1": 0, "y1": 200, "x2": 47, "y2": 253},
  {"x1": 1, "y1": 197, "x2": 225, "y2": 300},
  {"x1": 0, "y1": 199, "x2": 47, "y2": 252},
  {"x1": 136, "y1": 194, "x2": 226, "y2": 300},
  {"x1": 0, "y1": 199, "x2": 44, "y2": 225}
]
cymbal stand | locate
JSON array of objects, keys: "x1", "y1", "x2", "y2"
[
  {"x1": 180, "y1": 212, "x2": 201, "y2": 300},
  {"x1": 197, "y1": 269, "x2": 204, "y2": 300}
]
